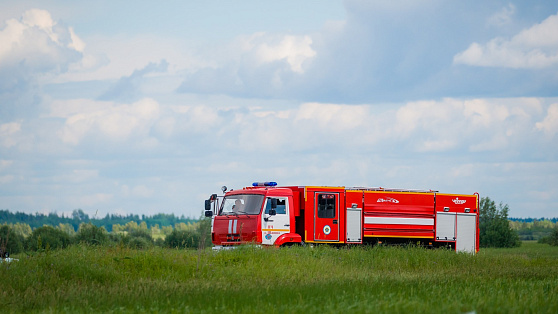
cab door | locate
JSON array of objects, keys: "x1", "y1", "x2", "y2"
[
  {"x1": 261, "y1": 197, "x2": 290, "y2": 245},
  {"x1": 314, "y1": 192, "x2": 339, "y2": 242}
]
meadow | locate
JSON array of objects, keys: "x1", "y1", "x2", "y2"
[{"x1": 1, "y1": 242, "x2": 557, "y2": 313}]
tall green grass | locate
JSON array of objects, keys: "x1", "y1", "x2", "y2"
[{"x1": 1, "y1": 242, "x2": 557, "y2": 313}]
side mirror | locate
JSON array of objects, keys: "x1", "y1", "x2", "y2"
[
  {"x1": 269, "y1": 198, "x2": 277, "y2": 216},
  {"x1": 205, "y1": 198, "x2": 214, "y2": 217}
]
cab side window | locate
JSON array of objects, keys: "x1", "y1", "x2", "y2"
[
  {"x1": 265, "y1": 198, "x2": 287, "y2": 215},
  {"x1": 317, "y1": 194, "x2": 336, "y2": 218}
]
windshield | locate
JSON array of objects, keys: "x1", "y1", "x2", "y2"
[{"x1": 219, "y1": 194, "x2": 265, "y2": 215}]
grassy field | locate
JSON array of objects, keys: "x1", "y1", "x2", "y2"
[{"x1": 1, "y1": 242, "x2": 557, "y2": 313}]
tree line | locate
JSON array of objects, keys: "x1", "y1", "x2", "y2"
[
  {"x1": 0, "y1": 209, "x2": 194, "y2": 232},
  {"x1": 509, "y1": 217, "x2": 558, "y2": 223},
  {"x1": 509, "y1": 219, "x2": 558, "y2": 241}
]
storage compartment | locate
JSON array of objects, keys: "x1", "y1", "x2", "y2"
[
  {"x1": 456, "y1": 213, "x2": 476, "y2": 253},
  {"x1": 346, "y1": 207, "x2": 362, "y2": 243},
  {"x1": 436, "y1": 212, "x2": 456, "y2": 241}
]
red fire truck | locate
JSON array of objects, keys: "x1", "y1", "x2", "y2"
[{"x1": 205, "y1": 182, "x2": 479, "y2": 253}]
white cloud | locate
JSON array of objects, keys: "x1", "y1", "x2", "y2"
[
  {"x1": 98, "y1": 59, "x2": 169, "y2": 102},
  {"x1": 487, "y1": 4, "x2": 516, "y2": 27},
  {"x1": 454, "y1": 12, "x2": 558, "y2": 68},
  {"x1": 0, "y1": 122, "x2": 21, "y2": 148},
  {"x1": 68, "y1": 27, "x2": 85, "y2": 52},
  {"x1": 462, "y1": 99, "x2": 511, "y2": 127},
  {"x1": 391, "y1": 98, "x2": 548, "y2": 153},
  {"x1": 0, "y1": 9, "x2": 83, "y2": 74},
  {"x1": 294, "y1": 102, "x2": 368, "y2": 130},
  {"x1": 55, "y1": 34, "x2": 204, "y2": 83},
  {"x1": 536, "y1": 103, "x2": 558, "y2": 136},
  {"x1": 394, "y1": 100, "x2": 459, "y2": 138},
  {"x1": 57, "y1": 98, "x2": 160, "y2": 145},
  {"x1": 177, "y1": 32, "x2": 319, "y2": 96},
  {"x1": 35, "y1": 95, "x2": 557, "y2": 160},
  {"x1": 248, "y1": 33, "x2": 316, "y2": 73}
]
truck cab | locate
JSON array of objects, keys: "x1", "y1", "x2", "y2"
[{"x1": 205, "y1": 182, "x2": 302, "y2": 248}]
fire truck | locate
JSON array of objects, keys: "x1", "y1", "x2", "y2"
[{"x1": 205, "y1": 182, "x2": 479, "y2": 253}]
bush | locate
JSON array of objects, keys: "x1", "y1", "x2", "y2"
[
  {"x1": 154, "y1": 238, "x2": 165, "y2": 247},
  {"x1": 128, "y1": 229, "x2": 153, "y2": 242},
  {"x1": 108, "y1": 232, "x2": 125, "y2": 243},
  {"x1": 538, "y1": 227, "x2": 558, "y2": 246},
  {"x1": 124, "y1": 229, "x2": 154, "y2": 249},
  {"x1": 164, "y1": 229, "x2": 200, "y2": 249},
  {"x1": 26, "y1": 226, "x2": 71, "y2": 251},
  {"x1": 75, "y1": 223, "x2": 108, "y2": 245},
  {"x1": 127, "y1": 237, "x2": 152, "y2": 249},
  {"x1": 164, "y1": 218, "x2": 212, "y2": 249},
  {"x1": 479, "y1": 197, "x2": 521, "y2": 248},
  {"x1": 0, "y1": 225, "x2": 25, "y2": 255}
]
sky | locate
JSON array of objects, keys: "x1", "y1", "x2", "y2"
[{"x1": 0, "y1": 0, "x2": 557, "y2": 219}]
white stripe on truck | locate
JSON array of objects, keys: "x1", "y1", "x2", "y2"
[{"x1": 364, "y1": 217, "x2": 434, "y2": 226}]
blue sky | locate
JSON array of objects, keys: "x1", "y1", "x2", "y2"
[{"x1": 0, "y1": 0, "x2": 557, "y2": 218}]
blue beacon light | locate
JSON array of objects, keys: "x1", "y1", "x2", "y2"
[{"x1": 252, "y1": 182, "x2": 277, "y2": 187}]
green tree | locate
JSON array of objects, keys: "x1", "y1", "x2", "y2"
[
  {"x1": 479, "y1": 197, "x2": 521, "y2": 248},
  {"x1": 26, "y1": 226, "x2": 71, "y2": 251},
  {"x1": 174, "y1": 222, "x2": 193, "y2": 231},
  {"x1": 139, "y1": 221, "x2": 148, "y2": 231},
  {"x1": 75, "y1": 223, "x2": 108, "y2": 245},
  {"x1": 112, "y1": 224, "x2": 123, "y2": 233},
  {"x1": 0, "y1": 225, "x2": 25, "y2": 255},
  {"x1": 124, "y1": 221, "x2": 139, "y2": 232},
  {"x1": 161, "y1": 225, "x2": 173, "y2": 236},
  {"x1": 9, "y1": 222, "x2": 33, "y2": 238},
  {"x1": 57, "y1": 223, "x2": 76, "y2": 236}
]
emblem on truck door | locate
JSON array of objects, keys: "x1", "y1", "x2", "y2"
[{"x1": 323, "y1": 225, "x2": 331, "y2": 235}]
